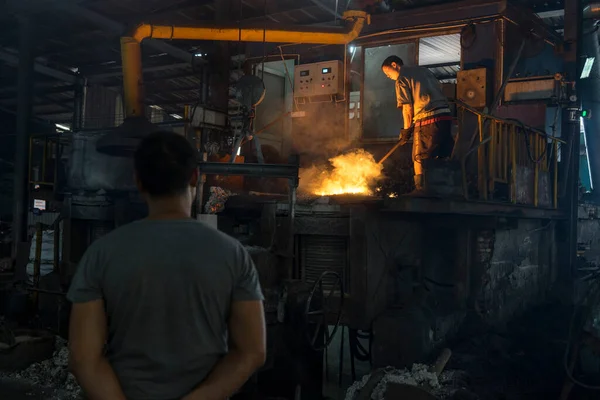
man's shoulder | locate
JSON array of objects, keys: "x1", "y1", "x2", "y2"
[{"x1": 89, "y1": 219, "x2": 243, "y2": 255}]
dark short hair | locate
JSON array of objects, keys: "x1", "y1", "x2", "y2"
[
  {"x1": 381, "y1": 56, "x2": 404, "y2": 69},
  {"x1": 134, "y1": 131, "x2": 197, "y2": 197}
]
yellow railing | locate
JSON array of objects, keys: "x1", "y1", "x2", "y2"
[{"x1": 457, "y1": 101, "x2": 564, "y2": 208}]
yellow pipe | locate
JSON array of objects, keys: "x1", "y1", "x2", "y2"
[
  {"x1": 121, "y1": 36, "x2": 145, "y2": 117},
  {"x1": 122, "y1": 11, "x2": 369, "y2": 118}
]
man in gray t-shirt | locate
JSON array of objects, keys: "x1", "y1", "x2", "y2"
[{"x1": 67, "y1": 131, "x2": 266, "y2": 400}]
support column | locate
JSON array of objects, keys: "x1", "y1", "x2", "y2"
[
  {"x1": 12, "y1": 16, "x2": 35, "y2": 256},
  {"x1": 210, "y1": 0, "x2": 231, "y2": 112},
  {"x1": 559, "y1": 0, "x2": 582, "y2": 282},
  {"x1": 72, "y1": 76, "x2": 86, "y2": 131}
]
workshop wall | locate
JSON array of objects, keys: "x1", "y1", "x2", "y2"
[
  {"x1": 474, "y1": 220, "x2": 556, "y2": 326},
  {"x1": 577, "y1": 204, "x2": 600, "y2": 265},
  {"x1": 371, "y1": 216, "x2": 557, "y2": 369}
]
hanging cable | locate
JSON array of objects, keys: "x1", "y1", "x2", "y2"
[{"x1": 506, "y1": 118, "x2": 548, "y2": 164}]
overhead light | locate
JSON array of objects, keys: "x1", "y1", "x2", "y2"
[
  {"x1": 170, "y1": 114, "x2": 183, "y2": 119},
  {"x1": 55, "y1": 123, "x2": 71, "y2": 131},
  {"x1": 194, "y1": 53, "x2": 203, "y2": 57},
  {"x1": 349, "y1": 45, "x2": 355, "y2": 52},
  {"x1": 581, "y1": 57, "x2": 595, "y2": 79},
  {"x1": 149, "y1": 105, "x2": 163, "y2": 110}
]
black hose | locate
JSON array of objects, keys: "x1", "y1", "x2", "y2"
[
  {"x1": 349, "y1": 329, "x2": 372, "y2": 362},
  {"x1": 349, "y1": 328, "x2": 372, "y2": 382},
  {"x1": 506, "y1": 118, "x2": 548, "y2": 164}
]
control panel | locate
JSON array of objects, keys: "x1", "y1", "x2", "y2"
[
  {"x1": 294, "y1": 64, "x2": 315, "y2": 97},
  {"x1": 294, "y1": 60, "x2": 344, "y2": 98}
]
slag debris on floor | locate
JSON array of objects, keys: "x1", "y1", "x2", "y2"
[
  {"x1": 345, "y1": 363, "x2": 464, "y2": 400},
  {"x1": 0, "y1": 336, "x2": 82, "y2": 399}
]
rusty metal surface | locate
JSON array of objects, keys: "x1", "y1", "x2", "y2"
[
  {"x1": 516, "y1": 166, "x2": 534, "y2": 205},
  {"x1": 538, "y1": 171, "x2": 552, "y2": 208},
  {"x1": 504, "y1": 78, "x2": 556, "y2": 102},
  {"x1": 294, "y1": 216, "x2": 349, "y2": 236}
]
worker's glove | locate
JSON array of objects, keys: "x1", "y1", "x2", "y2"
[{"x1": 398, "y1": 127, "x2": 414, "y2": 146}]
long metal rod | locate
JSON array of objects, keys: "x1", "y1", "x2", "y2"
[{"x1": 377, "y1": 139, "x2": 404, "y2": 164}]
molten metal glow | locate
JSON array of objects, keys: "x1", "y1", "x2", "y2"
[{"x1": 300, "y1": 149, "x2": 383, "y2": 196}]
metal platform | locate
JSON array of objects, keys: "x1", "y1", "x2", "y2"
[{"x1": 382, "y1": 196, "x2": 565, "y2": 220}]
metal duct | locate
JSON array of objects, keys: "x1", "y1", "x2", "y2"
[
  {"x1": 581, "y1": 20, "x2": 600, "y2": 198},
  {"x1": 300, "y1": 235, "x2": 348, "y2": 292}
]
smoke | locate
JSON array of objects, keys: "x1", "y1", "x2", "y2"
[{"x1": 292, "y1": 102, "x2": 352, "y2": 165}]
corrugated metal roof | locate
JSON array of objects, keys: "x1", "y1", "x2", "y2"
[
  {"x1": 418, "y1": 34, "x2": 461, "y2": 66},
  {"x1": 0, "y1": 0, "x2": 564, "y2": 126}
]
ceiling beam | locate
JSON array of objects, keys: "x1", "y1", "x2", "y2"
[
  {"x1": 88, "y1": 62, "x2": 195, "y2": 80},
  {"x1": 53, "y1": 2, "x2": 195, "y2": 65},
  {"x1": 242, "y1": 2, "x2": 322, "y2": 22},
  {"x1": 0, "y1": 84, "x2": 75, "y2": 100},
  {"x1": 309, "y1": 0, "x2": 342, "y2": 19},
  {"x1": 0, "y1": 49, "x2": 77, "y2": 83}
]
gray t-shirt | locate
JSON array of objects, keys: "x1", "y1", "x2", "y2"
[
  {"x1": 67, "y1": 219, "x2": 263, "y2": 400},
  {"x1": 395, "y1": 66, "x2": 450, "y2": 122}
]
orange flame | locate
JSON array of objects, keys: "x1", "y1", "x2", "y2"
[{"x1": 299, "y1": 149, "x2": 383, "y2": 196}]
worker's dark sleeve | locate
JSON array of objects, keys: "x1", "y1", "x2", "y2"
[
  {"x1": 67, "y1": 244, "x2": 104, "y2": 303},
  {"x1": 395, "y1": 77, "x2": 412, "y2": 108},
  {"x1": 232, "y1": 244, "x2": 264, "y2": 302}
]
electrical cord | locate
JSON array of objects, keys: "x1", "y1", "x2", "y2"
[
  {"x1": 349, "y1": 329, "x2": 372, "y2": 362},
  {"x1": 506, "y1": 118, "x2": 548, "y2": 164}
]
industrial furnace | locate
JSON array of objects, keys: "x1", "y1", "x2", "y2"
[{"x1": 3, "y1": 0, "x2": 587, "y2": 397}]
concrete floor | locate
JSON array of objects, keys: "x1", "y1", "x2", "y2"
[{"x1": 0, "y1": 378, "x2": 70, "y2": 400}]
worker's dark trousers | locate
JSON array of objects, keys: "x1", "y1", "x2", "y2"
[{"x1": 412, "y1": 119, "x2": 454, "y2": 176}]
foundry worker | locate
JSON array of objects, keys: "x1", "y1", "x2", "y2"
[
  {"x1": 67, "y1": 131, "x2": 266, "y2": 400},
  {"x1": 381, "y1": 55, "x2": 454, "y2": 193}
]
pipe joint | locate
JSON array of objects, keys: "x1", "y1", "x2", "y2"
[{"x1": 342, "y1": 10, "x2": 370, "y2": 25}]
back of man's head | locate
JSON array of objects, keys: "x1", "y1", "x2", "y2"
[
  {"x1": 381, "y1": 55, "x2": 404, "y2": 70},
  {"x1": 134, "y1": 131, "x2": 197, "y2": 197}
]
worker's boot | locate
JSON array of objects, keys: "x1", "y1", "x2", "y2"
[{"x1": 404, "y1": 174, "x2": 427, "y2": 197}]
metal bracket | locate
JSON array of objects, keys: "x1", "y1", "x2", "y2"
[{"x1": 197, "y1": 161, "x2": 299, "y2": 186}]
